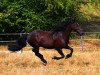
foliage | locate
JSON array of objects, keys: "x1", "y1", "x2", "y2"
[
  {"x1": 0, "y1": 0, "x2": 84, "y2": 33},
  {"x1": 79, "y1": 0, "x2": 100, "y2": 21}
]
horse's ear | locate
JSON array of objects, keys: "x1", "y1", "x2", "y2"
[{"x1": 70, "y1": 19, "x2": 75, "y2": 24}]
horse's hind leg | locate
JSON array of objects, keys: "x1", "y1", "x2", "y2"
[
  {"x1": 32, "y1": 47, "x2": 47, "y2": 64},
  {"x1": 65, "y1": 46, "x2": 73, "y2": 59},
  {"x1": 52, "y1": 48, "x2": 65, "y2": 60}
]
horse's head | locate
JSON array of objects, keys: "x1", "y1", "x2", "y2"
[{"x1": 70, "y1": 21, "x2": 84, "y2": 36}]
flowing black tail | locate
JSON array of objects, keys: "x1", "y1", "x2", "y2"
[{"x1": 8, "y1": 34, "x2": 28, "y2": 52}]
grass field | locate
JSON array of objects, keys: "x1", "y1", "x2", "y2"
[
  {"x1": 0, "y1": 49, "x2": 100, "y2": 75},
  {"x1": 0, "y1": 40, "x2": 100, "y2": 75}
]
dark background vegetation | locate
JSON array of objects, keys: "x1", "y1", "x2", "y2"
[{"x1": 0, "y1": 0, "x2": 100, "y2": 33}]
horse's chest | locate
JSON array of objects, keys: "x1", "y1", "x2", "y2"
[{"x1": 54, "y1": 38, "x2": 66, "y2": 48}]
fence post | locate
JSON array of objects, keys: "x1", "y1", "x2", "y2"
[{"x1": 81, "y1": 36, "x2": 84, "y2": 51}]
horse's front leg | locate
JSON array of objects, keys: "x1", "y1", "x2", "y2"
[
  {"x1": 52, "y1": 48, "x2": 65, "y2": 60},
  {"x1": 65, "y1": 46, "x2": 73, "y2": 59}
]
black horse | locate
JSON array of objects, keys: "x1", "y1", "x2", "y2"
[{"x1": 8, "y1": 20, "x2": 84, "y2": 64}]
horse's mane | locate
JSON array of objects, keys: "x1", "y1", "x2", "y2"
[{"x1": 50, "y1": 19, "x2": 75, "y2": 33}]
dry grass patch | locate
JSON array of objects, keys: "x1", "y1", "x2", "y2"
[{"x1": 0, "y1": 49, "x2": 100, "y2": 75}]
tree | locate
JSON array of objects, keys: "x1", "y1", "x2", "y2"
[{"x1": 0, "y1": 0, "x2": 83, "y2": 33}]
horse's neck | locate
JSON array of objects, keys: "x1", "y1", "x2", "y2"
[
  {"x1": 50, "y1": 24, "x2": 72, "y2": 38},
  {"x1": 64, "y1": 27, "x2": 72, "y2": 41}
]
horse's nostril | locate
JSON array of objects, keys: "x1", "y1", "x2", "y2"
[{"x1": 80, "y1": 32, "x2": 84, "y2": 36}]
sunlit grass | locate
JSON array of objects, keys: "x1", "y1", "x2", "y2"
[{"x1": 0, "y1": 48, "x2": 100, "y2": 75}]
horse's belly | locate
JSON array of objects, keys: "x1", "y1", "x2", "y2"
[{"x1": 54, "y1": 39, "x2": 66, "y2": 48}]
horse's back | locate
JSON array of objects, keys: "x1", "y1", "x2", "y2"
[{"x1": 27, "y1": 30, "x2": 54, "y2": 48}]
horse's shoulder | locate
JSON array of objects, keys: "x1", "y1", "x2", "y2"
[{"x1": 52, "y1": 31, "x2": 64, "y2": 39}]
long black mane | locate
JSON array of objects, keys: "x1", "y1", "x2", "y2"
[{"x1": 50, "y1": 19, "x2": 75, "y2": 33}]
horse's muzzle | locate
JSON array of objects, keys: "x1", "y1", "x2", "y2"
[{"x1": 79, "y1": 32, "x2": 84, "y2": 36}]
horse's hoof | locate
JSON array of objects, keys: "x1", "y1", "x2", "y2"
[
  {"x1": 52, "y1": 56, "x2": 58, "y2": 60},
  {"x1": 42, "y1": 61, "x2": 47, "y2": 66},
  {"x1": 65, "y1": 54, "x2": 72, "y2": 59},
  {"x1": 42, "y1": 60, "x2": 47, "y2": 66},
  {"x1": 52, "y1": 56, "x2": 63, "y2": 60},
  {"x1": 42, "y1": 63, "x2": 47, "y2": 66}
]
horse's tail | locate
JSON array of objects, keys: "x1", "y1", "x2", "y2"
[{"x1": 8, "y1": 34, "x2": 28, "y2": 52}]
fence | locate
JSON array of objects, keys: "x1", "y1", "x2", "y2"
[{"x1": 0, "y1": 32, "x2": 100, "y2": 50}]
